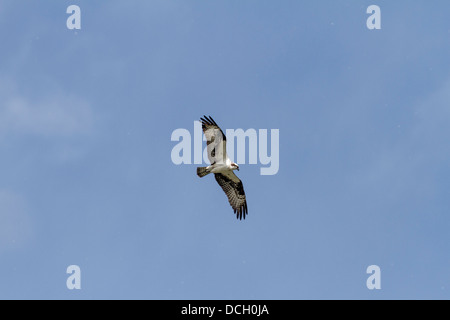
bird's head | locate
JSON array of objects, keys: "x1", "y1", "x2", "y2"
[{"x1": 231, "y1": 163, "x2": 240, "y2": 171}]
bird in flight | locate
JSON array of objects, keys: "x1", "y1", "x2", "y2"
[{"x1": 197, "y1": 116, "x2": 248, "y2": 220}]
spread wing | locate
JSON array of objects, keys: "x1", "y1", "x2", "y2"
[
  {"x1": 200, "y1": 116, "x2": 228, "y2": 165},
  {"x1": 214, "y1": 171, "x2": 248, "y2": 220}
]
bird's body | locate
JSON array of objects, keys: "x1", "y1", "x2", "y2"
[
  {"x1": 208, "y1": 160, "x2": 232, "y2": 173},
  {"x1": 197, "y1": 116, "x2": 248, "y2": 220}
]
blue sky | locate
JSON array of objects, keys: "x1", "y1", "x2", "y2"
[{"x1": 0, "y1": 0, "x2": 449, "y2": 299}]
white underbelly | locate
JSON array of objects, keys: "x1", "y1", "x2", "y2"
[{"x1": 209, "y1": 164, "x2": 230, "y2": 173}]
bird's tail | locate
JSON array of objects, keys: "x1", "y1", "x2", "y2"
[{"x1": 197, "y1": 167, "x2": 211, "y2": 178}]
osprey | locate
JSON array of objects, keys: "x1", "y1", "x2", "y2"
[{"x1": 197, "y1": 116, "x2": 248, "y2": 220}]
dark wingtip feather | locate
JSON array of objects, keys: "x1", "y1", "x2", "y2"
[
  {"x1": 208, "y1": 116, "x2": 218, "y2": 126},
  {"x1": 200, "y1": 116, "x2": 218, "y2": 127},
  {"x1": 232, "y1": 202, "x2": 248, "y2": 220},
  {"x1": 200, "y1": 115, "x2": 215, "y2": 127}
]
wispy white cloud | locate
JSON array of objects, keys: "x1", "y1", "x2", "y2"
[{"x1": 0, "y1": 81, "x2": 93, "y2": 138}]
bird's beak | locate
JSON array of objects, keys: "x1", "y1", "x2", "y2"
[{"x1": 237, "y1": 167, "x2": 240, "y2": 171}]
